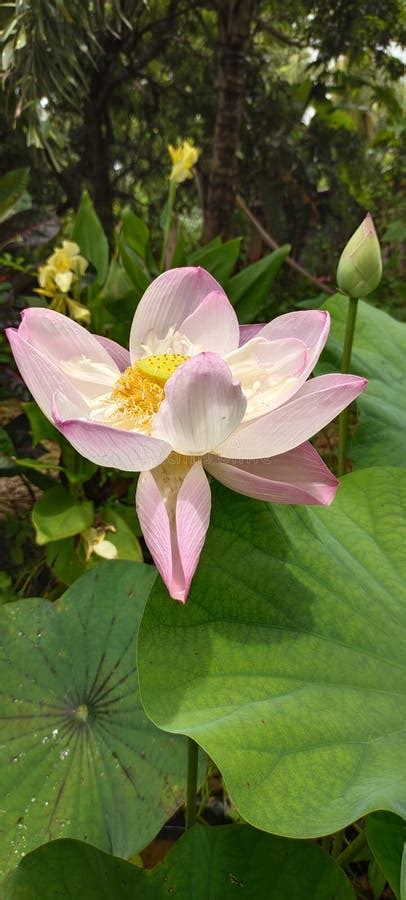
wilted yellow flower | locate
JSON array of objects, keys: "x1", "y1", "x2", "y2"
[
  {"x1": 168, "y1": 140, "x2": 200, "y2": 183},
  {"x1": 48, "y1": 295, "x2": 91, "y2": 325},
  {"x1": 37, "y1": 240, "x2": 88, "y2": 298},
  {"x1": 36, "y1": 240, "x2": 90, "y2": 323},
  {"x1": 337, "y1": 214, "x2": 382, "y2": 298},
  {"x1": 82, "y1": 526, "x2": 117, "y2": 561}
]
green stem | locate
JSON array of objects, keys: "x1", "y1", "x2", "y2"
[
  {"x1": 160, "y1": 180, "x2": 177, "y2": 272},
  {"x1": 331, "y1": 828, "x2": 345, "y2": 858},
  {"x1": 337, "y1": 295, "x2": 359, "y2": 477},
  {"x1": 185, "y1": 737, "x2": 198, "y2": 830},
  {"x1": 336, "y1": 829, "x2": 367, "y2": 867}
]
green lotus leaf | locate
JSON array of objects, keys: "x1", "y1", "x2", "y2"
[
  {"x1": 5, "y1": 824, "x2": 355, "y2": 899},
  {"x1": 138, "y1": 469, "x2": 406, "y2": 838},
  {"x1": 322, "y1": 296, "x2": 406, "y2": 468},
  {"x1": 0, "y1": 562, "x2": 190, "y2": 880}
]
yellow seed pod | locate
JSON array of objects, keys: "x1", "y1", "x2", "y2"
[{"x1": 137, "y1": 354, "x2": 189, "y2": 386}]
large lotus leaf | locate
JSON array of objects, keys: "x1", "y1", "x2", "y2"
[
  {"x1": 0, "y1": 562, "x2": 189, "y2": 881},
  {"x1": 322, "y1": 296, "x2": 406, "y2": 467},
  {"x1": 5, "y1": 825, "x2": 355, "y2": 899},
  {"x1": 138, "y1": 469, "x2": 406, "y2": 838}
]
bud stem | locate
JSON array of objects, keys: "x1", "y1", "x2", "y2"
[
  {"x1": 160, "y1": 180, "x2": 177, "y2": 272},
  {"x1": 338, "y1": 296, "x2": 359, "y2": 477}
]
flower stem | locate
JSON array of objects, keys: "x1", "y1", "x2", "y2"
[
  {"x1": 160, "y1": 180, "x2": 177, "y2": 272},
  {"x1": 338, "y1": 295, "x2": 359, "y2": 477},
  {"x1": 185, "y1": 737, "x2": 198, "y2": 830},
  {"x1": 336, "y1": 829, "x2": 367, "y2": 867},
  {"x1": 331, "y1": 828, "x2": 345, "y2": 858}
]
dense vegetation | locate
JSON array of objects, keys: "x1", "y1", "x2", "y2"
[{"x1": 0, "y1": 2, "x2": 405, "y2": 898}]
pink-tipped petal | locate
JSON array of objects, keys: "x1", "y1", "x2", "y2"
[
  {"x1": 181, "y1": 290, "x2": 240, "y2": 354},
  {"x1": 225, "y1": 337, "x2": 308, "y2": 417},
  {"x1": 205, "y1": 442, "x2": 338, "y2": 505},
  {"x1": 136, "y1": 460, "x2": 211, "y2": 603},
  {"x1": 217, "y1": 374, "x2": 367, "y2": 459},
  {"x1": 129, "y1": 267, "x2": 228, "y2": 360},
  {"x1": 152, "y1": 352, "x2": 247, "y2": 455},
  {"x1": 6, "y1": 328, "x2": 87, "y2": 420},
  {"x1": 136, "y1": 470, "x2": 173, "y2": 593},
  {"x1": 239, "y1": 323, "x2": 264, "y2": 346},
  {"x1": 176, "y1": 461, "x2": 211, "y2": 600},
  {"x1": 95, "y1": 335, "x2": 130, "y2": 371},
  {"x1": 19, "y1": 307, "x2": 119, "y2": 371},
  {"x1": 52, "y1": 393, "x2": 171, "y2": 471},
  {"x1": 258, "y1": 310, "x2": 330, "y2": 374}
]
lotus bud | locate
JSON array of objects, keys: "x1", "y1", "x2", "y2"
[{"x1": 337, "y1": 214, "x2": 382, "y2": 297}]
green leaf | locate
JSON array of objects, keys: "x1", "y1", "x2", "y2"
[
  {"x1": 120, "y1": 207, "x2": 153, "y2": 269},
  {"x1": 367, "y1": 812, "x2": 406, "y2": 899},
  {"x1": 101, "y1": 506, "x2": 143, "y2": 562},
  {"x1": 0, "y1": 168, "x2": 30, "y2": 224},
  {"x1": 0, "y1": 427, "x2": 14, "y2": 459},
  {"x1": 22, "y1": 402, "x2": 60, "y2": 445},
  {"x1": 46, "y1": 537, "x2": 86, "y2": 586},
  {"x1": 5, "y1": 824, "x2": 355, "y2": 899},
  {"x1": 227, "y1": 246, "x2": 291, "y2": 322},
  {"x1": 188, "y1": 238, "x2": 241, "y2": 284},
  {"x1": 99, "y1": 257, "x2": 135, "y2": 303},
  {"x1": 117, "y1": 236, "x2": 151, "y2": 296},
  {"x1": 138, "y1": 469, "x2": 406, "y2": 838},
  {"x1": 321, "y1": 296, "x2": 406, "y2": 468},
  {"x1": 0, "y1": 572, "x2": 17, "y2": 606},
  {"x1": 368, "y1": 857, "x2": 387, "y2": 900},
  {"x1": 13, "y1": 457, "x2": 62, "y2": 473},
  {"x1": 32, "y1": 485, "x2": 93, "y2": 544},
  {"x1": 0, "y1": 562, "x2": 190, "y2": 881},
  {"x1": 71, "y1": 191, "x2": 109, "y2": 284}
]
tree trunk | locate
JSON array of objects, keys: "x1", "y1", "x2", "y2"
[
  {"x1": 83, "y1": 77, "x2": 114, "y2": 240},
  {"x1": 203, "y1": 0, "x2": 258, "y2": 243}
]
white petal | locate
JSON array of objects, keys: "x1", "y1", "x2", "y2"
[
  {"x1": 217, "y1": 374, "x2": 367, "y2": 459},
  {"x1": 6, "y1": 328, "x2": 88, "y2": 420},
  {"x1": 19, "y1": 307, "x2": 120, "y2": 371},
  {"x1": 152, "y1": 352, "x2": 247, "y2": 455},
  {"x1": 205, "y1": 442, "x2": 338, "y2": 506},
  {"x1": 129, "y1": 267, "x2": 228, "y2": 360},
  {"x1": 136, "y1": 459, "x2": 211, "y2": 603},
  {"x1": 225, "y1": 337, "x2": 308, "y2": 419},
  {"x1": 52, "y1": 393, "x2": 171, "y2": 471},
  {"x1": 258, "y1": 310, "x2": 329, "y2": 374},
  {"x1": 181, "y1": 290, "x2": 240, "y2": 355}
]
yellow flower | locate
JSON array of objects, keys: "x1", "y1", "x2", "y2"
[
  {"x1": 167, "y1": 140, "x2": 200, "y2": 183},
  {"x1": 37, "y1": 240, "x2": 88, "y2": 298},
  {"x1": 65, "y1": 298, "x2": 91, "y2": 325}
]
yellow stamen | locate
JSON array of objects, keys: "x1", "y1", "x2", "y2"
[
  {"x1": 137, "y1": 353, "x2": 189, "y2": 386},
  {"x1": 111, "y1": 354, "x2": 188, "y2": 428},
  {"x1": 112, "y1": 368, "x2": 164, "y2": 426}
]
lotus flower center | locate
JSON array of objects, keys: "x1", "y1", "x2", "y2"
[
  {"x1": 111, "y1": 353, "x2": 189, "y2": 426},
  {"x1": 137, "y1": 353, "x2": 189, "y2": 386}
]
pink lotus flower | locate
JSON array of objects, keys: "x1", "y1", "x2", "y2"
[{"x1": 6, "y1": 267, "x2": 366, "y2": 603}]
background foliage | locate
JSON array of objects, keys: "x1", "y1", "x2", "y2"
[{"x1": 0, "y1": 1, "x2": 405, "y2": 898}]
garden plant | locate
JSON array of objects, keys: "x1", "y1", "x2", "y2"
[{"x1": 0, "y1": 3, "x2": 405, "y2": 896}]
